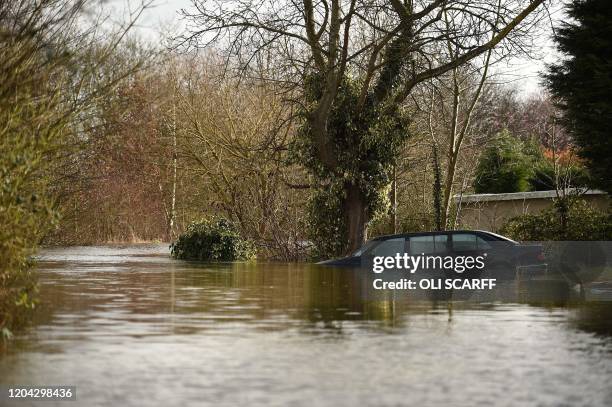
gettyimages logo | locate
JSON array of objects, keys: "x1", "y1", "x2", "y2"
[
  {"x1": 361, "y1": 241, "x2": 611, "y2": 298},
  {"x1": 369, "y1": 252, "x2": 494, "y2": 291},
  {"x1": 372, "y1": 253, "x2": 487, "y2": 274}
]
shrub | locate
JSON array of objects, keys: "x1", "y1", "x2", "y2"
[
  {"x1": 499, "y1": 199, "x2": 611, "y2": 241},
  {"x1": 475, "y1": 130, "x2": 593, "y2": 194},
  {"x1": 170, "y1": 218, "x2": 256, "y2": 261},
  {"x1": 1, "y1": 3, "x2": 63, "y2": 340},
  {"x1": 474, "y1": 130, "x2": 536, "y2": 193},
  {"x1": 529, "y1": 154, "x2": 591, "y2": 191}
]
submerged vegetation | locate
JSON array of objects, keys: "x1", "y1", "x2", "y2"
[{"x1": 170, "y1": 218, "x2": 256, "y2": 261}]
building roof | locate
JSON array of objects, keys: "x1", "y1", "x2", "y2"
[{"x1": 453, "y1": 188, "x2": 607, "y2": 203}]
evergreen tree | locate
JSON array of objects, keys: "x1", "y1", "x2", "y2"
[
  {"x1": 546, "y1": 0, "x2": 612, "y2": 193},
  {"x1": 474, "y1": 130, "x2": 535, "y2": 194}
]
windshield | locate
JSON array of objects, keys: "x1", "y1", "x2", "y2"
[{"x1": 351, "y1": 240, "x2": 378, "y2": 257}]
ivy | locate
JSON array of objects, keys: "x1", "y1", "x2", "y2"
[{"x1": 290, "y1": 75, "x2": 411, "y2": 258}]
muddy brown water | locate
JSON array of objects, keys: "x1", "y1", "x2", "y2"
[{"x1": 1, "y1": 244, "x2": 612, "y2": 406}]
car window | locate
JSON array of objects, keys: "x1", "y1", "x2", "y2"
[
  {"x1": 434, "y1": 234, "x2": 448, "y2": 252},
  {"x1": 452, "y1": 233, "x2": 491, "y2": 251},
  {"x1": 351, "y1": 241, "x2": 377, "y2": 257},
  {"x1": 371, "y1": 238, "x2": 406, "y2": 257},
  {"x1": 409, "y1": 235, "x2": 448, "y2": 254},
  {"x1": 476, "y1": 236, "x2": 492, "y2": 250}
]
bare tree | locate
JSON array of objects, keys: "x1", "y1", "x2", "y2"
[
  {"x1": 179, "y1": 0, "x2": 548, "y2": 252},
  {"x1": 423, "y1": 50, "x2": 495, "y2": 229},
  {"x1": 174, "y1": 57, "x2": 308, "y2": 259}
]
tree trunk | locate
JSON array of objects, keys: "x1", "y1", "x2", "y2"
[
  {"x1": 345, "y1": 182, "x2": 368, "y2": 254},
  {"x1": 390, "y1": 164, "x2": 397, "y2": 234},
  {"x1": 432, "y1": 143, "x2": 443, "y2": 231},
  {"x1": 167, "y1": 89, "x2": 178, "y2": 242},
  {"x1": 440, "y1": 154, "x2": 457, "y2": 229}
]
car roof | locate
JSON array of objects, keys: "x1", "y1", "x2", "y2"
[{"x1": 371, "y1": 230, "x2": 513, "y2": 242}]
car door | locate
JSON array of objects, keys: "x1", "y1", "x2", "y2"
[
  {"x1": 450, "y1": 233, "x2": 487, "y2": 257},
  {"x1": 408, "y1": 233, "x2": 449, "y2": 256},
  {"x1": 363, "y1": 237, "x2": 407, "y2": 272},
  {"x1": 450, "y1": 232, "x2": 517, "y2": 278},
  {"x1": 370, "y1": 237, "x2": 407, "y2": 258},
  {"x1": 407, "y1": 233, "x2": 449, "y2": 274}
]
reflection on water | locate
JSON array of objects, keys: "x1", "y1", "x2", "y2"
[{"x1": 1, "y1": 245, "x2": 612, "y2": 406}]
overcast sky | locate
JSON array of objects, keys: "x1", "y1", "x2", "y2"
[{"x1": 105, "y1": 0, "x2": 563, "y2": 97}]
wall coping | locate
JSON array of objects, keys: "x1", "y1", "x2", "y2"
[{"x1": 453, "y1": 188, "x2": 608, "y2": 203}]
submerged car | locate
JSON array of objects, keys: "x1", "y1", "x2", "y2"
[{"x1": 318, "y1": 230, "x2": 546, "y2": 278}]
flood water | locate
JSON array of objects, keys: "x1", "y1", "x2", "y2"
[{"x1": 2, "y1": 245, "x2": 612, "y2": 406}]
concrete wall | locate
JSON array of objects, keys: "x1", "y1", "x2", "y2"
[{"x1": 455, "y1": 191, "x2": 609, "y2": 232}]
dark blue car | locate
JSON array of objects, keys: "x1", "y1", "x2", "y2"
[{"x1": 318, "y1": 230, "x2": 546, "y2": 277}]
